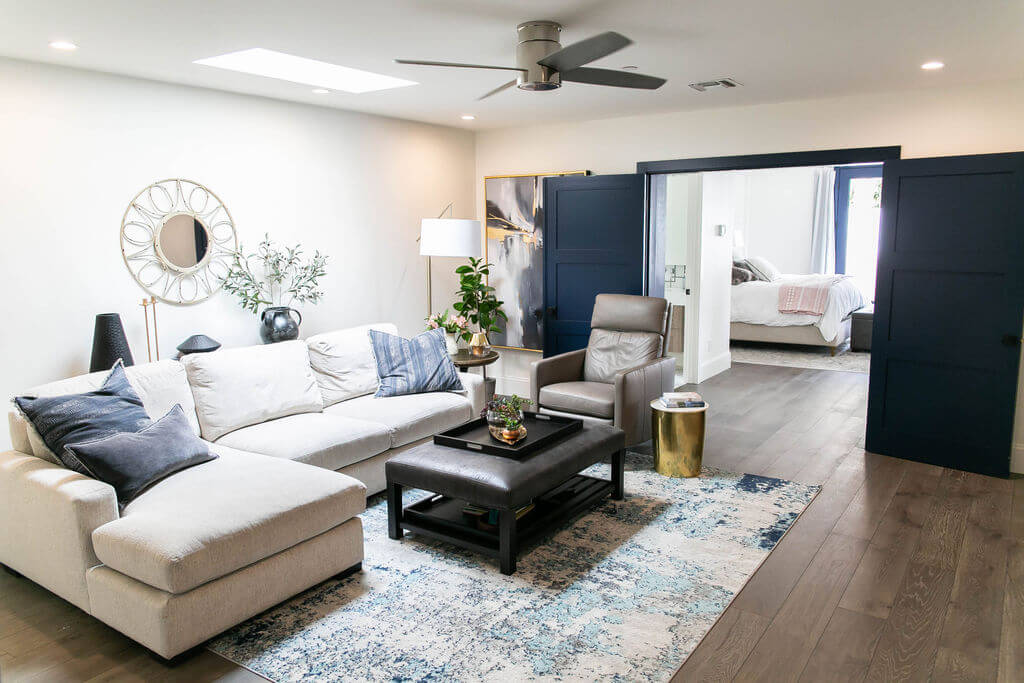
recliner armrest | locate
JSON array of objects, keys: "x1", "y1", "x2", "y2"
[
  {"x1": 530, "y1": 349, "x2": 587, "y2": 406},
  {"x1": 614, "y1": 356, "x2": 676, "y2": 446},
  {"x1": 0, "y1": 450, "x2": 119, "y2": 612}
]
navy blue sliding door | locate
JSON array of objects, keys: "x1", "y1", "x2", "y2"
[
  {"x1": 866, "y1": 152, "x2": 1024, "y2": 477},
  {"x1": 542, "y1": 174, "x2": 646, "y2": 356}
]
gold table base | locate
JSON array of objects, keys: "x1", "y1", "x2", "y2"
[{"x1": 651, "y1": 406, "x2": 707, "y2": 478}]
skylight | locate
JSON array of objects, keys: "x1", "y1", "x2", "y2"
[{"x1": 193, "y1": 48, "x2": 417, "y2": 94}]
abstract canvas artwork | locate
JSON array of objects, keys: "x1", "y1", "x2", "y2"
[{"x1": 485, "y1": 171, "x2": 586, "y2": 350}]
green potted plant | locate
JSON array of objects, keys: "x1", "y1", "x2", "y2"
[
  {"x1": 453, "y1": 257, "x2": 507, "y2": 351},
  {"x1": 484, "y1": 395, "x2": 533, "y2": 444},
  {"x1": 223, "y1": 234, "x2": 328, "y2": 343},
  {"x1": 426, "y1": 309, "x2": 469, "y2": 355}
]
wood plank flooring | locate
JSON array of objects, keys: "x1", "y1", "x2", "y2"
[
  {"x1": 0, "y1": 362, "x2": 1018, "y2": 682},
  {"x1": 672, "y1": 363, "x2": 1021, "y2": 682}
]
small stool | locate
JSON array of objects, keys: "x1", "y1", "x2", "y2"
[{"x1": 650, "y1": 399, "x2": 708, "y2": 477}]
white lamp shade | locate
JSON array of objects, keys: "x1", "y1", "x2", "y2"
[{"x1": 419, "y1": 218, "x2": 481, "y2": 258}]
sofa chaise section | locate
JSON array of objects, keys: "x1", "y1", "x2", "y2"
[
  {"x1": 87, "y1": 444, "x2": 365, "y2": 658},
  {"x1": 91, "y1": 444, "x2": 365, "y2": 594}
]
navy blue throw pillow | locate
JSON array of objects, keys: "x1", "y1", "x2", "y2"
[
  {"x1": 64, "y1": 405, "x2": 216, "y2": 508},
  {"x1": 14, "y1": 361, "x2": 152, "y2": 474},
  {"x1": 368, "y1": 327, "x2": 463, "y2": 398}
]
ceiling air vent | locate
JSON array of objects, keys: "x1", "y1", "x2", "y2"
[{"x1": 688, "y1": 78, "x2": 741, "y2": 92}]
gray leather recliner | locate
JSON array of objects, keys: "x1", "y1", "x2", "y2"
[{"x1": 529, "y1": 294, "x2": 676, "y2": 446}]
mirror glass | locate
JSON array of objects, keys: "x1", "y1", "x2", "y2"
[{"x1": 158, "y1": 214, "x2": 209, "y2": 269}]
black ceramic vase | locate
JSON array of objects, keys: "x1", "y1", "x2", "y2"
[{"x1": 259, "y1": 307, "x2": 302, "y2": 344}]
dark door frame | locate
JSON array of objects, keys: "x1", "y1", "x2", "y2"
[
  {"x1": 636, "y1": 146, "x2": 902, "y2": 298},
  {"x1": 834, "y1": 163, "x2": 884, "y2": 275}
]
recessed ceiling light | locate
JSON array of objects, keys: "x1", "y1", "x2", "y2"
[
  {"x1": 622, "y1": 65, "x2": 638, "y2": 70},
  {"x1": 312, "y1": 88, "x2": 329, "y2": 94},
  {"x1": 194, "y1": 48, "x2": 417, "y2": 94},
  {"x1": 49, "y1": 40, "x2": 77, "y2": 51},
  {"x1": 460, "y1": 114, "x2": 475, "y2": 120},
  {"x1": 921, "y1": 61, "x2": 944, "y2": 70}
]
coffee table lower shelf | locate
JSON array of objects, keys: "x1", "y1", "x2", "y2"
[{"x1": 389, "y1": 473, "x2": 619, "y2": 575}]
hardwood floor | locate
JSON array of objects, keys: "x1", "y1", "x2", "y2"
[
  {"x1": 0, "y1": 362, "x2": 1018, "y2": 681},
  {"x1": 673, "y1": 362, "x2": 1021, "y2": 683}
]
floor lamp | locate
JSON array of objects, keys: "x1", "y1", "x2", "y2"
[{"x1": 419, "y1": 204, "x2": 481, "y2": 316}]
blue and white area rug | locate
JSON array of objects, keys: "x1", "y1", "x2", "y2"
[{"x1": 208, "y1": 453, "x2": 819, "y2": 682}]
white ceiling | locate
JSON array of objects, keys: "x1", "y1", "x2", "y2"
[{"x1": 2, "y1": 0, "x2": 1023, "y2": 130}]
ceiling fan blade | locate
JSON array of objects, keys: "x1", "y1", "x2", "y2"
[
  {"x1": 395, "y1": 59, "x2": 526, "y2": 74},
  {"x1": 536, "y1": 31, "x2": 632, "y2": 72},
  {"x1": 560, "y1": 67, "x2": 666, "y2": 89},
  {"x1": 478, "y1": 79, "x2": 518, "y2": 100}
]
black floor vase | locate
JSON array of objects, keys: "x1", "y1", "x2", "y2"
[{"x1": 259, "y1": 307, "x2": 302, "y2": 344}]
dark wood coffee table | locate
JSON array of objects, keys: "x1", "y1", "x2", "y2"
[{"x1": 385, "y1": 423, "x2": 625, "y2": 574}]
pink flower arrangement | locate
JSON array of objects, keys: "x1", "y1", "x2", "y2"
[{"x1": 425, "y1": 310, "x2": 468, "y2": 334}]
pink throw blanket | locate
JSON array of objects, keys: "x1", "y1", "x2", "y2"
[{"x1": 778, "y1": 283, "x2": 831, "y2": 315}]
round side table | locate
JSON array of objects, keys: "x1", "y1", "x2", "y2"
[
  {"x1": 450, "y1": 350, "x2": 499, "y2": 402},
  {"x1": 650, "y1": 399, "x2": 708, "y2": 478}
]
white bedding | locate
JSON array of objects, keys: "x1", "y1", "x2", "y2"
[{"x1": 731, "y1": 274, "x2": 865, "y2": 343}]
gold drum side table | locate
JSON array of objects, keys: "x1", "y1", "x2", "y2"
[{"x1": 650, "y1": 399, "x2": 708, "y2": 478}]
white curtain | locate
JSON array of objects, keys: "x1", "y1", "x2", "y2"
[{"x1": 810, "y1": 166, "x2": 836, "y2": 274}]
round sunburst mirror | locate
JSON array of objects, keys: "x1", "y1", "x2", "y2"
[{"x1": 120, "y1": 179, "x2": 238, "y2": 305}]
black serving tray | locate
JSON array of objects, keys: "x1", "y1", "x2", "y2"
[{"x1": 433, "y1": 411, "x2": 583, "y2": 458}]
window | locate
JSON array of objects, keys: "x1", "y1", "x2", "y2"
[{"x1": 835, "y1": 165, "x2": 882, "y2": 302}]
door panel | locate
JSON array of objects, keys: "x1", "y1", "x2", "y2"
[
  {"x1": 866, "y1": 152, "x2": 1024, "y2": 477},
  {"x1": 543, "y1": 174, "x2": 646, "y2": 356}
]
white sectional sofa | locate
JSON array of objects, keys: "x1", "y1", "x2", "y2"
[{"x1": 0, "y1": 324, "x2": 484, "y2": 659}]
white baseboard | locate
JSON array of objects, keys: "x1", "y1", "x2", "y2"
[
  {"x1": 1012, "y1": 442, "x2": 1024, "y2": 475},
  {"x1": 697, "y1": 351, "x2": 731, "y2": 384}
]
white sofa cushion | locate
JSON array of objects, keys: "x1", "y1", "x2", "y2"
[
  {"x1": 182, "y1": 341, "x2": 324, "y2": 441},
  {"x1": 91, "y1": 443, "x2": 365, "y2": 594},
  {"x1": 306, "y1": 323, "x2": 397, "y2": 406},
  {"x1": 215, "y1": 412, "x2": 391, "y2": 471},
  {"x1": 325, "y1": 391, "x2": 472, "y2": 448},
  {"x1": 11, "y1": 360, "x2": 201, "y2": 463}
]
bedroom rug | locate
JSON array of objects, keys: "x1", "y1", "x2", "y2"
[
  {"x1": 207, "y1": 452, "x2": 819, "y2": 682},
  {"x1": 730, "y1": 341, "x2": 870, "y2": 373}
]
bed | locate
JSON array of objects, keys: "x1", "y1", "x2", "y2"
[{"x1": 730, "y1": 270, "x2": 866, "y2": 353}]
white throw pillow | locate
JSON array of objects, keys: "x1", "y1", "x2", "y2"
[
  {"x1": 745, "y1": 256, "x2": 782, "y2": 282},
  {"x1": 306, "y1": 323, "x2": 397, "y2": 406},
  {"x1": 182, "y1": 340, "x2": 324, "y2": 441}
]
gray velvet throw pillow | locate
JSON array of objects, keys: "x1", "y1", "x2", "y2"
[
  {"x1": 64, "y1": 404, "x2": 216, "y2": 508},
  {"x1": 14, "y1": 361, "x2": 151, "y2": 475}
]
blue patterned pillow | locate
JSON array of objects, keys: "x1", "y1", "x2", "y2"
[
  {"x1": 368, "y1": 328, "x2": 463, "y2": 398},
  {"x1": 14, "y1": 361, "x2": 152, "y2": 475}
]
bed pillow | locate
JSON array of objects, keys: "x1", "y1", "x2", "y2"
[
  {"x1": 368, "y1": 327, "x2": 463, "y2": 398},
  {"x1": 732, "y1": 266, "x2": 756, "y2": 285},
  {"x1": 63, "y1": 405, "x2": 216, "y2": 508},
  {"x1": 13, "y1": 361, "x2": 152, "y2": 475},
  {"x1": 744, "y1": 256, "x2": 782, "y2": 282}
]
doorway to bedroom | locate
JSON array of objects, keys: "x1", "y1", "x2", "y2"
[{"x1": 645, "y1": 148, "x2": 897, "y2": 384}]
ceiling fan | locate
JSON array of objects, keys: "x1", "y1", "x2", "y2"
[{"x1": 396, "y1": 20, "x2": 666, "y2": 100}]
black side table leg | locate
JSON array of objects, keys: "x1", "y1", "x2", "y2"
[
  {"x1": 499, "y1": 509, "x2": 517, "y2": 575},
  {"x1": 611, "y1": 449, "x2": 625, "y2": 500},
  {"x1": 387, "y1": 482, "x2": 404, "y2": 539}
]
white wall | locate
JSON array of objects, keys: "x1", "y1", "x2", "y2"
[
  {"x1": 739, "y1": 166, "x2": 820, "y2": 274},
  {"x1": 697, "y1": 172, "x2": 744, "y2": 381},
  {"x1": 0, "y1": 58, "x2": 475, "y2": 450},
  {"x1": 475, "y1": 78, "x2": 1024, "y2": 472}
]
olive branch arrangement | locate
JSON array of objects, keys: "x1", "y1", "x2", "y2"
[{"x1": 223, "y1": 234, "x2": 328, "y2": 314}]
